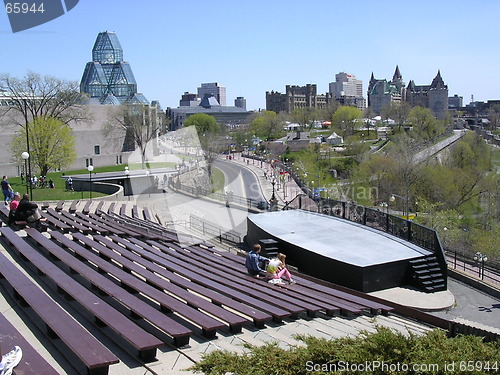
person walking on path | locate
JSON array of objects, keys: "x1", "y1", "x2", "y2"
[
  {"x1": 1, "y1": 176, "x2": 14, "y2": 205},
  {"x1": 245, "y1": 244, "x2": 269, "y2": 278}
]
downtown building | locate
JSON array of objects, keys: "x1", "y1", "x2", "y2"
[
  {"x1": 266, "y1": 84, "x2": 333, "y2": 113},
  {"x1": 368, "y1": 66, "x2": 449, "y2": 119},
  {"x1": 329, "y1": 72, "x2": 366, "y2": 110}
]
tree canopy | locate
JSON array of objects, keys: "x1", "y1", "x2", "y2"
[
  {"x1": 184, "y1": 113, "x2": 220, "y2": 134},
  {"x1": 11, "y1": 116, "x2": 76, "y2": 176},
  {"x1": 0, "y1": 71, "x2": 87, "y2": 126},
  {"x1": 331, "y1": 106, "x2": 362, "y2": 136},
  {"x1": 249, "y1": 111, "x2": 284, "y2": 140}
]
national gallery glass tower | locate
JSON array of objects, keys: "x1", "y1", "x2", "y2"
[{"x1": 80, "y1": 31, "x2": 148, "y2": 105}]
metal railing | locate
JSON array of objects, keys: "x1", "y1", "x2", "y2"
[{"x1": 189, "y1": 214, "x2": 242, "y2": 245}]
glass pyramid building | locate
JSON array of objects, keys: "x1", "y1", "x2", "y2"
[{"x1": 80, "y1": 31, "x2": 149, "y2": 105}]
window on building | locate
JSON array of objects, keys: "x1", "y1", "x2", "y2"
[{"x1": 94, "y1": 145, "x2": 101, "y2": 155}]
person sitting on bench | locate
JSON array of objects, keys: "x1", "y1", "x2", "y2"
[
  {"x1": 245, "y1": 244, "x2": 269, "y2": 278},
  {"x1": 266, "y1": 253, "x2": 295, "y2": 284},
  {"x1": 7, "y1": 192, "x2": 21, "y2": 225},
  {"x1": 15, "y1": 194, "x2": 44, "y2": 223}
]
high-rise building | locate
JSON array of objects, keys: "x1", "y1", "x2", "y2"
[
  {"x1": 329, "y1": 72, "x2": 365, "y2": 109},
  {"x1": 234, "y1": 97, "x2": 246, "y2": 110},
  {"x1": 197, "y1": 82, "x2": 226, "y2": 106},
  {"x1": 80, "y1": 31, "x2": 148, "y2": 105}
]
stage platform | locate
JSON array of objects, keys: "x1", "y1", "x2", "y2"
[{"x1": 246, "y1": 210, "x2": 433, "y2": 292}]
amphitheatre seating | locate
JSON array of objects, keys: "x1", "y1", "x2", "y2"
[
  {"x1": 110, "y1": 236, "x2": 299, "y2": 321},
  {"x1": 142, "y1": 206, "x2": 153, "y2": 221},
  {"x1": 95, "y1": 200, "x2": 105, "y2": 213},
  {"x1": 73, "y1": 232, "x2": 248, "y2": 334},
  {"x1": 41, "y1": 211, "x2": 71, "y2": 233},
  {"x1": 82, "y1": 200, "x2": 93, "y2": 214},
  {"x1": 69, "y1": 200, "x2": 79, "y2": 213},
  {"x1": 22, "y1": 228, "x2": 164, "y2": 361},
  {"x1": 0, "y1": 313, "x2": 58, "y2": 375},
  {"x1": 49, "y1": 231, "x2": 223, "y2": 339},
  {"x1": 45, "y1": 208, "x2": 90, "y2": 234},
  {"x1": 56, "y1": 200, "x2": 64, "y2": 211},
  {"x1": 50, "y1": 231, "x2": 227, "y2": 338},
  {"x1": 30, "y1": 229, "x2": 192, "y2": 347},
  {"x1": 107, "y1": 202, "x2": 115, "y2": 214},
  {"x1": 0, "y1": 227, "x2": 120, "y2": 375},
  {"x1": 92, "y1": 234, "x2": 273, "y2": 327},
  {"x1": 132, "y1": 205, "x2": 139, "y2": 218}
]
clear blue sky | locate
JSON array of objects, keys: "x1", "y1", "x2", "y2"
[{"x1": 1, "y1": 0, "x2": 499, "y2": 111}]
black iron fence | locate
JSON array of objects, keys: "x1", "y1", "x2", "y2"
[{"x1": 189, "y1": 214, "x2": 242, "y2": 245}]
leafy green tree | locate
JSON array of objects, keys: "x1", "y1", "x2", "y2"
[
  {"x1": 249, "y1": 111, "x2": 284, "y2": 140},
  {"x1": 291, "y1": 107, "x2": 318, "y2": 130},
  {"x1": 331, "y1": 106, "x2": 362, "y2": 137},
  {"x1": 11, "y1": 116, "x2": 76, "y2": 176},
  {"x1": 183, "y1": 113, "x2": 222, "y2": 176},
  {"x1": 408, "y1": 106, "x2": 444, "y2": 140},
  {"x1": 184, "y1": 113, "x2": 220, "y2": 134}
]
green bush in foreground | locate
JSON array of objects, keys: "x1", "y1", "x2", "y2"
[{"x1": 190, "y1": 327, "x2": 500, "y2": 374}]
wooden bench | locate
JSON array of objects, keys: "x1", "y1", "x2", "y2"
[
  {"x1": 110, "y1": 237, "x2": 293, "y2": 322},
  {"x1": 62, "y1": 232, "x2": 227, "y2": 338},
  {"x1": 41, "y1": 211, "x2": 71, "y2": 233},
  {"x1": 150, "y1": 240, "x2": 320, "y2": 317},
  {"x1": 69, "y1": 200, "x2": 79, "y2": 213},
  {"x1": 82, "y1": 233, "x2": 249, "y2": 333},
  {"x1": 142, "y1": 207, "x2": 152, "y2": 221},
  {"x1": 55, "y1": 200, "x2": 64, "y2": 211},
  {"x1": 95, "y1": 200, "x2": 105, "y2": 213},
  {"x1": 45, "y1": 208, "x2": 90, "y2": 234},
  {"x1": 0, "y1": 312, "x2": 59, "y2": 375},
  {"x1": 88, "y1": 213, "x2": 146, "y2": 238},
  {"x1": 0, "y1": 228, "x2": 119, "y2": 375},
  {"x1": 132, "y1": 205, "x2": 139, "y2": 218},
  {"x1": 20, "y1": 228, "x2": 164, "y2": 361},
  {"x1": 82, "y1": 200, "x2": 93, "y2": 214},
  {"x1": 92, "y1": 234, "x2": 272, "y2": 327},
  {"x1": 35, "y1": 230, "x2": 192, "y2": 347},
  {"x1": 59, "y1": 210, "x2": 109, "y2": 235},
  {"x1": 119, "y1": 204, "x2": 127, "y2": 216},
  {"x1": 107, "y1": 202, "x2": 115, "y2": 214}
]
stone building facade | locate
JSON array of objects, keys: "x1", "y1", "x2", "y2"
[{"x1": 266, "y1": 84, "x2": 332, "y2": 113}]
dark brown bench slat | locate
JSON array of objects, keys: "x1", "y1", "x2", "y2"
[
  {"x1": 41, "y1": 211, "x2": 71, "y2": 233},
  {"x1": 95, "y1": 200, "x2": 105, "y2": 214},
  {"x1": 89, "y1": 213, "x2": 149, "y2": 238},
  {"x1": 23, "y1": 228, "x2": 163, "y2": 361},
  {"x1": 107, "y1": 202, "x2": 115, "y2": 214},
  {"x1": 39, "y1": 230, "x2": 192, "y2": 347},
  {"x1": 45, "y1": 208, "x2": 90, "y2": 234},
  {"x1": 93, "y1": 234, "x2": 272, "y2": 327},
  {"x1": 119, "y1": 204, "x2": 127, "y2": 216},
  {"x1": 142, "y1": 207, "x2": 152, "y2": 221},
  {"x1": 50, "y1": 231, "x2": 225, "y2": 338},
  {"x1": 92, "y1": 234, "x2": 272, "y2": 327},
  {"x1": 55, "y1": 200, "x2": 64, "y2": 211},
  {"x1": 59, "y1": 211, "x2": 109, "y2": 235},
  {"x1": 76, "y1": 233, "x2": 248, "y2": 333},
  {"x1": 132, "y1": 205, "x2": 139, "y2": 219},
  {"x1": 0, "y1": 228, "x2": 119, "y2": 375},
  {"x1": 69, "y1": 200, "x2": 79, "y2": 213},
  {"x1": 146, "y1": 240, "x2": 310, "y2": 317},
  {"x1": 179, "y1": 244, "x2": 351, "y2": 316},
  {"x1": 110, "y1": 237, "x2": 293, "y2": 321},
  {"x1": 82, "y1": 200, "x2": 93, "y2": 214},
  {"x1": 0, "y1": 313, "x2": 59, "y2": 375}
]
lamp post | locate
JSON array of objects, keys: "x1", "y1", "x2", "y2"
[
  {"x1": 473, "y1": 252, "x2": 488, "y2": 280},
  {"x1": 23, "y1": 99, "x2": 33, "y2": 201},
  {"x1": 21, "y1": 152, "x2": 30, "y2": 197},
  {"x1": 124, "y1": 166, "x2": 130, "y2": 196},
  {"x1": 87, "y1": 165, "x2": 94, "y2": 199},
  {"x1": 269, "y1": 177, "x2": 278, "y2": 210},
  {"x1": 390, "y1": 193, "x2": 409, "y2": 219}
]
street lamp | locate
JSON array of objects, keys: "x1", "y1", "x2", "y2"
[
  {"x1": 87, "y1": 165, "x2": 94, "y2": 199},
  {"x1": 269, "y1": 177, "x2": 278, "y2": 210},
  {"x1": 21, "y1": 152, "x2": 30, "y2": 197},
  {"x1": 473, "y1": 252, "x2": 488, "y2": 280},
  {"x1": 390, "y1": 193, "x2": 409, "y2": 219}
]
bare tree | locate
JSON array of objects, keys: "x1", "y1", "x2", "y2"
[
  {"x1": 106, "y1": 103, "x2": 164, "y2": 168},
  {"x1": 0, "y1": 71, "x2": 87, "y2": 126}
]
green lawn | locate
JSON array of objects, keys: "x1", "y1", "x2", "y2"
[{"x1": 9, "y1": 163, "x2": 175, "y2": 202}]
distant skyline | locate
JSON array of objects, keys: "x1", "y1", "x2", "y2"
[{"x1": 1, "y1": 0, "x2": 499, "y2": 111}]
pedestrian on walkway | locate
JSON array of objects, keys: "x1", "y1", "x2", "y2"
[
  {"x1": 1, "y1": 176, "x2": 14, "y2": 205},
  {"x1": 245, "y1": 244, "x2": 269, "y2": 278}
]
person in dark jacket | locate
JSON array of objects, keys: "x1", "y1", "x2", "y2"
[{"x1": 15, "y1": 194, "x2": 40, "y2": 222}]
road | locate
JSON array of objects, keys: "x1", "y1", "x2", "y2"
[{"x1": 214, "y1": 159, "x2": 265, "y2": 203}]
